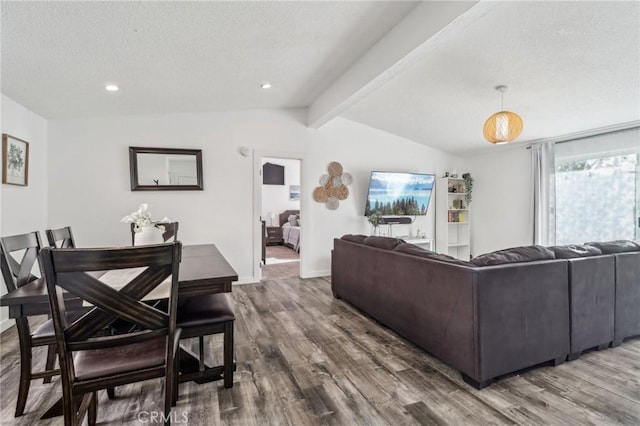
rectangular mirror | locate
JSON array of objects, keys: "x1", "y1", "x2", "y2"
[{"x1": 129, "y1": 147, "x2": 203, "y2": 191}]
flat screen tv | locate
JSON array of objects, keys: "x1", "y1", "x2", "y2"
[
  {"x1": 364, "y1": 171, "x2": 435, "y2": 216},
  {"x1": 263, "y1": 162, "x2": 285, "y2": 185}
]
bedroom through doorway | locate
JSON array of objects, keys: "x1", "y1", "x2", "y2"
[{"x1": 261, "y1": 156, "x2": 301, "y2": 280}]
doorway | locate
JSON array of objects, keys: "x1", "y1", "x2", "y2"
[{"x1": 258, "y1": 155, "x2": 302, "y2": 280}]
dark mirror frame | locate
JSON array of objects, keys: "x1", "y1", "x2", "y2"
[{"x1": 129, "y1": 146, "x2": 204, "y2": 191}]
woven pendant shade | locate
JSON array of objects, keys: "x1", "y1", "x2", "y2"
[
  {"x1": 483, "y1": 111, "x2": 523, "y2": 144},
  {"x1": 483, "y1": 85, "x2": 523, "y2": 145}
]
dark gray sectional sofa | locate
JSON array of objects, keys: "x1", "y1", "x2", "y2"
[{"x1": 331, "y1": 236, "x2": 640, "y2": 389}]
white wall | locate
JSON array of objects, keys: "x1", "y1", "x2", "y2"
[
  {"x1": 462, "y1": 146, "x2": 533, "y2": 257},
  {"x1": 0, "y1": 95, "x2": 49, "y2": 332},
  {"x1": 303, "y1": 117, "x2": 458, "y2": 275},
  {"x1": 47, "y1": 109, "x2": 460, "y2": 282},
  {"x1": 261, "y1": 157, "x2": 300, "y2": 225}
]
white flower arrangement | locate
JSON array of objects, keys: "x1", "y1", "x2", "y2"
[{"x1": 121, "y1": 203, "x2": 171, "y2": 233}]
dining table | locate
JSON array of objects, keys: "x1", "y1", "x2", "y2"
[{"x1": 0, "y1": 243, "x2": 238, "y2": 419}]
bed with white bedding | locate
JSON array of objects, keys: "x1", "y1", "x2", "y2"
[{"x1": 279, "y1": 210, "x2": 300, "y2": 252}]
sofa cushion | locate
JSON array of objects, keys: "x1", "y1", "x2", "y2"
[
  {"x1": 394, "y1": 243, "x2": 474, "y2": 266},
  {"x1": 471, "y1": 245, "x2": 555, "y2": 267},
  {"x1": 549, "y1": 244, "x2": 603, "y2": 259},
  {"x1": 585, "y1": 240, "x2": 640, "y2": 254},
  {"x1": 363, "y1": 236, "x2": 405, "y2": 250},
  {"x1": 341, "y1": 234, "x2": 368, "y2": 244}
]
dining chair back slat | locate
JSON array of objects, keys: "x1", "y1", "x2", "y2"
[
  {"x1": 64, "y1": 266, "x2": 172, "y2": 341},
  {"x1": 46, "y1": 226, "x2": 76, "y2": 248},
  {"x1": 0, "y1": 232, "x2": 43, "y2": 292},
  {"x1": 62, "y1": 272, "x2": 168, "y2": 334}
]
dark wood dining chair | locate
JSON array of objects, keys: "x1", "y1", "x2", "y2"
[
  {"x1": 0, "y1": 231, "x2": 60, "y2": 416},
  {"x1": 131, "y1": 222, "x2": 179, "y2": 246},
  {"x1": 40, "y1": 242, "x2": 182, "y2": 426},
  {"x1": 46, "y1": 226, "x2": 76, "y2": 248},
  {"x1": 45, "y1": 225, "x2": 119, "y2": 400},
  {"x1": 176, "y1": 293, "x2": 235, "y2": 390},
  {"x1": 129, "y1": 221, "x2": 235, "y2": 391}
]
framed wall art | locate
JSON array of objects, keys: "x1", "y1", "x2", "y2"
[
  {"x1": 2, "y1": 134, "x2": 29, "y2": 186},
  {"x1": 289, "y1": 185, "x2": 300, "y2": 200}
]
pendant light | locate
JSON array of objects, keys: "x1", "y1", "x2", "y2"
[{"x1": 483, "y1": 85, "x2": 523, "y2": 145}]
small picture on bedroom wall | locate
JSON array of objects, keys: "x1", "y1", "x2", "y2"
[{"x1": 289, "y1": 185, "x2": 300, "y2": 201}]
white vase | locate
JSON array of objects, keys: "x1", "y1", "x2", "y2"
[{"x1": 134, "y1": 226, "x2": 164, "y2": 246}]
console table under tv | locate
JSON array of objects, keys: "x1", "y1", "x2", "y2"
[{"x1": 404, "y1": 238, "x2": 434, "y2": 251}]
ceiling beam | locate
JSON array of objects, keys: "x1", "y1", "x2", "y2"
[{"x1": 307, "y1": 1, "x2": 494, "y2": 129}]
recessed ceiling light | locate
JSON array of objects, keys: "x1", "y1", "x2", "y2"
[
  {"x1": 260, "y1": 83, "x2": 272, "y2": 89},
  {"x1": 105, "y1": 84, "x2": 119, "y2": 92}
]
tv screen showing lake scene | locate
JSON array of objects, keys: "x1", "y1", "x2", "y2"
[{"x1": 364, "y1": 171, "x2": 435, "y2": 216}]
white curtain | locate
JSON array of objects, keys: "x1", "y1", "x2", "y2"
[{"x1": 532, "y1": 141, "x2": 556, "y2": 245}]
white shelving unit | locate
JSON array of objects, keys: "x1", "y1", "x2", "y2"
[{"x1": 436, "y1": 177, "x2": 471, "y2": 260}]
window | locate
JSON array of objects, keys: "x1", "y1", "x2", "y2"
[{"x1": 554, "y1": 128, "x2": 639, "y2": 245}]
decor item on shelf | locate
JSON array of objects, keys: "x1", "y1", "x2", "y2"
[
  {"x1": 2, "y1": 134, "x2": 29, "y2": 186},
  {"x1": 121, "y1": 203, "x2": 171, "y2": 245},
  {"x1": 313, "y1": 161, "x2": 352, "y2": 210},
  {"x1": 462, "y1": 173, "x2": 474, "y2": 204},
  {"x1": 368, "y1": 211, "x2": 384, "y2": 235},
  {"x1": 453, "y1": 199, "x2": 465, "y2": 209},
  {"x1": 483, "y1": 85, "x2": 523, "y2": 145}
]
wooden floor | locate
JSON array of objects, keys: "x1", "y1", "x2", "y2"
[
  {"x1": 262, "y1": 245, "x2": 300, "y2": 279},
  {"x1": 265, "y1": 245, "x2": 299, "y2": 261},
  {"x1": 1, "y1": 276, "x2": 639, "y2": 425}
]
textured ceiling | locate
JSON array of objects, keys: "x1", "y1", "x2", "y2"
[
  {"x1": 1, "y1": 1, "x2": 417, "y2": 119},
  {"x1": 1, "y1": 1, "x2": 639, "y2": 155},
  {"x1": 343, "y1": 1, "x2": 640, "y2": 154}
]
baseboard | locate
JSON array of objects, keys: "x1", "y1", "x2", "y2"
[
  {"x1": 235, "y1": 276, "x2": 260, "y2": 285},
  {"x1": 0, "y1": 318, "x2": 14, "y2": 334},
  {"x1": 301, "y1": 269, "x2": 331, "y2": 279},
  {"x1": 236, "y1": 270, "x2": 330, "y2": 284}
]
